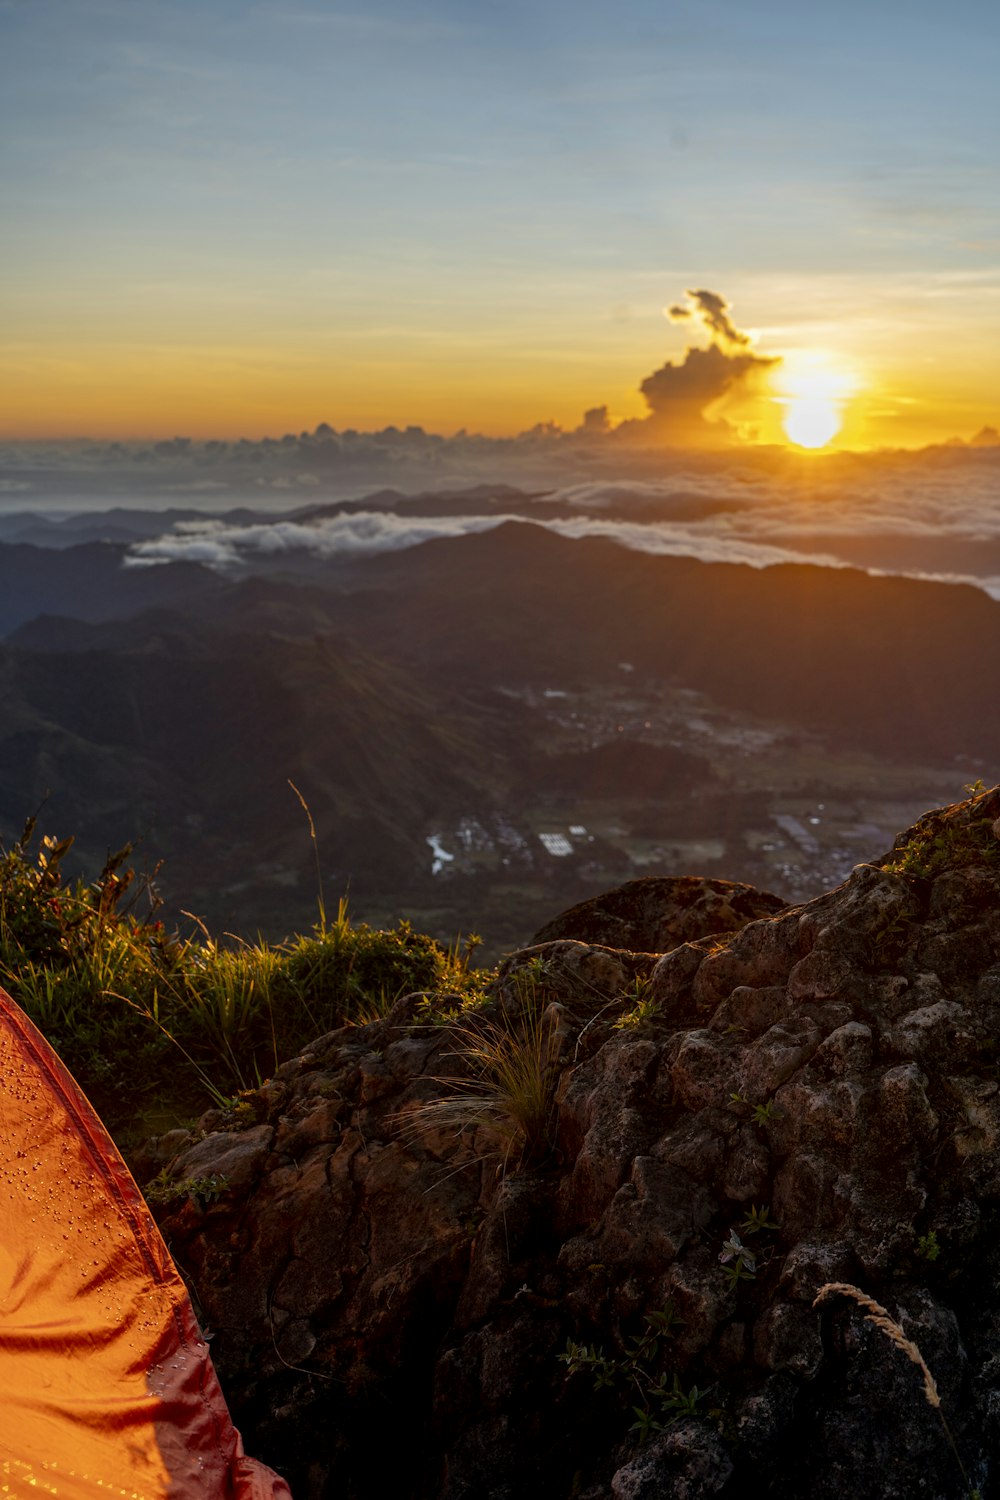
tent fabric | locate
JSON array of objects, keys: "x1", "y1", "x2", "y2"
[{"x1": 0, "y1": 983, "x2": 292, "y2": 1499}]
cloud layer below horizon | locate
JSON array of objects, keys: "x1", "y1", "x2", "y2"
[{"x1": 125, "y1": 447, "x2": 1000, "y2": 600}]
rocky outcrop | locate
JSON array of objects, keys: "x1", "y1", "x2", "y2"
[
  {"x1": 141, "y1": 789, "x2": 1000, "y2": 1499},
  {"x1": 530, "y1": 874, "x2": 787, "y2": 951}
]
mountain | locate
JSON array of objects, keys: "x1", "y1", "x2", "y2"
[
  {"x1": 0, "y1": 540, "x2": 224, "y2": 635},
  {"x1": 0, "y1": 613, "x2": 506, "y2": 932},
  {"x1": 1, "y1": 520, "x2": 997, "y2": 949},
  {"x1": 346, "y1": 522, "x2": 1000, "y2": 761}
]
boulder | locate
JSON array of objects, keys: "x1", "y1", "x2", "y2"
[
  {"x1": 530, "y1": 874, "x2": 787, "y2": 951},
  {"x1": 140, "y1": 789, "x2": 1000, "y2": 1499}
]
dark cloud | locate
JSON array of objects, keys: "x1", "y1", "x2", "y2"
[
  {"x1": 668, "y1": 288, "x2": 751, "y2": 348},
  {"x1": 639, "y1": 343, "x2": 773, "y2": 427},
  {"x1": 617, "y1": 287, "x2": 779, "y2": 444},
  {"x1": 577, "y1": 406, "x2": 611, "y2": 435}
]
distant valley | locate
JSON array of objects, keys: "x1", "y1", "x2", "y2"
[{"x1": 0, "y1": 491, "x2": 995, "y2": 958}]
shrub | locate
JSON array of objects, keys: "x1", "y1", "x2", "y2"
[{"x1": 0, "y1": 821, "x2": 489, "y2": 1144}]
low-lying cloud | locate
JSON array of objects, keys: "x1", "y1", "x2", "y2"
[
  {"x1": 126, "y1": 507, "x2": 849, "y2": 577},
  {"x1": 127, "y1": 511, "x2": 508, "y2": 569},
  {"x1": 125, "y1": 445, "x2": 1000, "y2": 599}
]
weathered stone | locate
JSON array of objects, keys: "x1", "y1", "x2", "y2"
[
  {"x1": 670, "y1": 1030, "x2": 737, "y2": 1112},
  {"x1": 721, "y1": 1121, "x2": 771, "y2": 1202},
  {"x1": 709, "y1": 982, "x2": 790, "y2": 1036},
  {"x1": 168, "y1": 1123, "x2": 273, "y2": 1193},
  {"x1": 778, "y1": 1239, "x2": 856, "y2": 1302},
  {"x1": 138, "y1": 786, "x2": 1000, "y2": 1500},
  {"x1": 531, "y1": 874, "x2": 786, "y2": 952},
  {"x1": 809, "y1": 1020, "x2": 873, "y2": 1077},
  {"x1": 752, "y1": 1300, "x2": 823, "y2": 1378},
  {"x1": 610, "y1": 1419, "x2": 733, "y2": 1499}
]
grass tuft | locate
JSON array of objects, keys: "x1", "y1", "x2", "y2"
[{"x1": 402, "y1": 990, "x2": 558, "y2": 1172}]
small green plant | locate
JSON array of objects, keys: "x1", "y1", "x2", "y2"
[
  {"x1": 741, "y1": 1203, "x2": 781, "y2": 1236},
  {"x1": 915, "y1": 1230, "x2": 941, "y2": 1263},
  {"x1": 883, "y1": 804, "x2": 1000, "y2": 881},
  {"x1": 862, "y1": 908, "x2": 911, "y2": 968},
  {"x1": 731, "y1": 1093, "x2": 782, "y2": 1126},
  {"x1": 644, "y1": 1303, "x2": 686, "y2": 1338},
  {"x1": 614, "y1": 975, "x2": 661, "y2": 1030},
  {"x1": 558, "y1": 1302, "x2": 706, "y2": 1443},
  {"x1": 627, "y1": 1375, "x2": 710, "y2": 1441},
  {"x1": 558, "y1": 1340, "x2": 619, "y2": 1391},
  {"x1": 719, "y1": 1229, "x2": 757, "y2": 1285},
  {"x1": 720, "y1": 1207, "x2": 782, "y2": 1286},
  {"x1": 144, "y1": 1169, "x2": 229, "y2": 1209},
  {"x1": 518, "y1": 953, "x2": 553, "y2": 985}
]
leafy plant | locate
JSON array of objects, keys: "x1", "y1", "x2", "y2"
[
  {"x1": 915, "y1": 1230, "x2": 941, "y2": 1263},
  {"x1": 719, "y1": 1229, "x2": 757, "y2": 1285},
  {"x1": 614, "y1": 975, "x2": 661, "y2": 1030},
  {"x1": 729, "y1": 1092, "x2": 781, "y2": 1127},
  {"x1": 144, "y1": 1169, "x2": 230, "y2": 1209},
  {"x1": 741, "y1": 1203, "x2": 781, "y2": 1236},
  {"x1": 883, "y1": 803, "x2": 1000, "y2": 881},
  {"x1": 558, "y1": 1302, "x2": 706, "y2": 1444}
]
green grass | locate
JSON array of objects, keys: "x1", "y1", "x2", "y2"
[{"x1": 0, "y1": 820, "x2": 489, "y2": 1141}]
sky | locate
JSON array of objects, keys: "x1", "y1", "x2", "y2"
[{"x1": 3, "y1": 0, "x2": 1000, "y2": 449}]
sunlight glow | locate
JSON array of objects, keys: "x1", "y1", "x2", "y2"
[
  {"x1": 784, "y1": 399, "x2": 841, "y2": 449},
  {"x1": 775, "y1": 351, "x2": 860, "y2": 450}
]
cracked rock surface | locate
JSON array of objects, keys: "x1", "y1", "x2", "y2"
[{"x1": 141, "y1": 789, "x2": 1000, "y2": 1499}]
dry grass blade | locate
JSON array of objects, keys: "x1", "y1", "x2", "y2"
[
  {"x1": 814, "y1": 1281, "x2": 979, "y2": 1498},
  {"x1": 399, "y1": 1003, "x2": 558, "y2": 1171},
  {"x1": 813, "y1": 1282, "x2": 939, "y2": 1408}
]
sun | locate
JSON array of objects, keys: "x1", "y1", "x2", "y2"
[
  {"x1": 783, "y1": 398, "x2": 841, "y2": 449},
  {"x1": 775, "y1": 352, "x2": 859, "y2": 450}
]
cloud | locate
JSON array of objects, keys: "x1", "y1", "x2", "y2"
[
  {"x1": 667, "y1": 288, "x2": 751, "y2": 348},
  {"x1": 60, "y1": 433, "x2": 1000, "y2": 604},
  {"x1": 5, "y1": 285, "x2": 997, "y2": 521},
  {"x1": 118, "y1": 504, "x2": 859, "y2": 582},
  {"x1": 634, "y1": 342, "x2": 775, "y2": 440},
  {"x1": 126, "y1": 510, "x2": 510, "y2": 569},
  {"x1": 609, "y1": 288, "x2": 779, "y2": 446}
]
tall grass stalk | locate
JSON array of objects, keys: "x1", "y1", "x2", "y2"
[
  {"x1": 288, "y1": 779, "x2": 327, "y2": 935},
  {"x1": 813, "y1": 1282, "x2": 979, "y2": 1499}
]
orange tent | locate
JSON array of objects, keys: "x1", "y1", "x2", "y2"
[{"x1": 0, "y1": 983, "x2": 291, "y2": 1498}]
